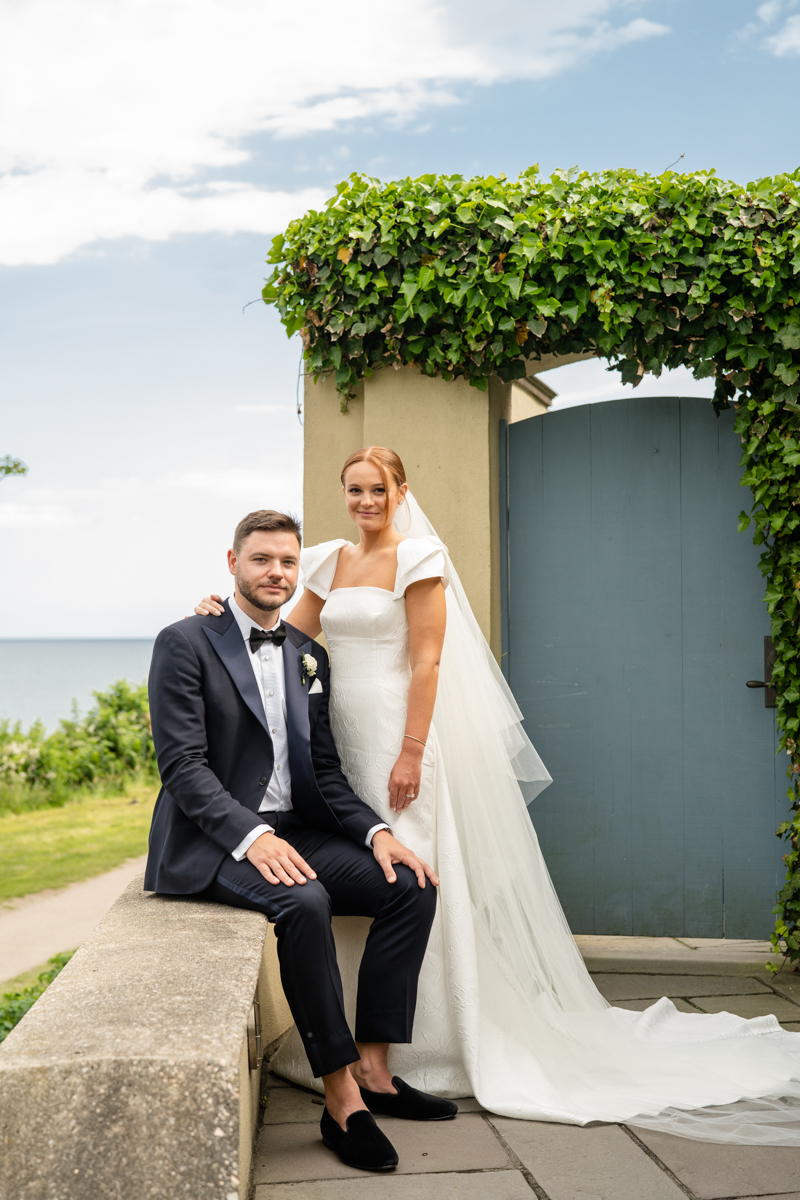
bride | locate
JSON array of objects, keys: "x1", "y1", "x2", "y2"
[{"x1": 196, "y1": 444, "x2": 800, "y2": 1145}]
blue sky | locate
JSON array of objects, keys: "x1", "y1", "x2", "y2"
[{"x1": 1, "y1": 0, "x2": 799, "y2": 637}]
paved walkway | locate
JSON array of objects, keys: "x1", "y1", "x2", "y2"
[
  {"x1": 0, "y1": 855, "x2": 148, "y2": 985},
  {"x1": 254, "y1": 938, "x2": 800, "y2": 1200}
]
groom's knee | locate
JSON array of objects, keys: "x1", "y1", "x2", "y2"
[
  {"x1": 277, "y1": 879, "x2": 331, "y2": 928},
  {"x1": 391, "y1": 864, "x2": 438, "y2": 919}
]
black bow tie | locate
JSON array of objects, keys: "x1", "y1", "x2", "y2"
[{"x1": 248, "y1": 623, "x2": 287, "y2": 653}]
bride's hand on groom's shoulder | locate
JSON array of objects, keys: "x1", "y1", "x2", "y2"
[
  {"x1": 193, "y1": 593, "x2": 225, "y2": 617},
  {"x1": 246, "y1": 831, "x2": 317, "y2": 887},
  {"x1": 371, "y1": 829, "x2": 439, "y2": 890}
]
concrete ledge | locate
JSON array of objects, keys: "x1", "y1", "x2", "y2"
[{"x1": 0, "y1": 875, "x2": 292, "y2": 1200}]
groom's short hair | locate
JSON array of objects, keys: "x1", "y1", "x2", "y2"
[{"x1": 233, "y1": 510, "x2": 302, "y2": 554}]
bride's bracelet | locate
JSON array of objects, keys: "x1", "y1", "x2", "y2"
[{"x1": 403, "y1": 733, "x2": 426, "y2": 748}]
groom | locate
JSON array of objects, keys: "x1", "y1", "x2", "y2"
[{"x1": 145, "y1": 509, "x2": 456, "y2": 1172}]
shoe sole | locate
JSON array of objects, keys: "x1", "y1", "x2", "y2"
[
  {"x1": 364, "y1": 1110, "x2": 458, "y2": 1121},
  {"x1": 322, "y1": 1137, "x2": 398, "y2": 1171}
]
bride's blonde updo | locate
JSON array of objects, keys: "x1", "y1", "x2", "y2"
[
  {"x1": 340, "y1": 446, "x2": 407, "y2": 490},
  {"x1": 341, "y1": 446, "x2": 407, "y2": 529}
]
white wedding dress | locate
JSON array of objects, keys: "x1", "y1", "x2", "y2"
[{"x1": 272, "y1": 493, "x2": 800, "y2": 1145}]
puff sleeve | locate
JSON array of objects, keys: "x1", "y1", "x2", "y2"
[
  {"x1": 300, "y1": 540, "x2": 348, "y2": 599},
  {"x1": 393, "y1": 536, "x2": 450, "y2": 599}
]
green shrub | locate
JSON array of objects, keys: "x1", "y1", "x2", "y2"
[
  {"x1": 0, "y1": 680, "x2": 157, "y2": 815},
  {"x1": 0, "y1": 951, "x2": 75, "y2": 1043}
]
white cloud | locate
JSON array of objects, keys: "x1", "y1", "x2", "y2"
[
  {"x1": 0, "y1": 0, "x2": 669, "y2": 265},
  {"x1": 0, "y1": 501, "x2": 85, "y2": 529},
  {"x1": 544, "y1": 359, "x2": 713, "y2": 411},
  {"x1": 0, "y1": 468, "x2": 302, "y2": 531},
  {"x1": 234, "y1": 404, "x2": 290, "y2": 414},
  {"x1": 740, "y1": 0, "x2": 800, "y2": 56},
  {"x1": 166, "y1": 467, "x2": 300, "y2": 501},
  {"x1": 765, "y1": 13, "x2": 800, "y2": 53}
]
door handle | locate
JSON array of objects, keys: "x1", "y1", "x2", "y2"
[{"x1": 746, "y1": 638, "x2": 776, "y2": 708}]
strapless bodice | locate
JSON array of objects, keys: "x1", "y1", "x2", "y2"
[{"x1": 321, "y1": 587, "x2": 411, "y2": 694}]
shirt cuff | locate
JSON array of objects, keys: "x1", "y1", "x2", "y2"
[
  {"x1": 232, "y1": 823, "x2": 274, "y2": 861},
  {"x1": 366, "y1": 823, "x2": 391, "y2": 848}
]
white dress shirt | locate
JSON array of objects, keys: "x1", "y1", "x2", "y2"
[{"x1": 228, "y1": 595, "x2": 389, "y2": 861}]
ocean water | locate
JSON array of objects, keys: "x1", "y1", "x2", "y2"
[{"x1": 0, "y1": 640, "x2": 155, "y2": 732}]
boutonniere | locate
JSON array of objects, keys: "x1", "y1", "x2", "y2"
[{"x1": 301, "y1": 653, "x2": 318, "y2": 686}]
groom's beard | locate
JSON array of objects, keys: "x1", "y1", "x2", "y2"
[{"x1": 237, "y1": 573, "x2": 296, "y2": 613}]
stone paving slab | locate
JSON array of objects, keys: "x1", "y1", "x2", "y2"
[
  {"x1": 632, "y1": 1127, "x2": 800, "y2": 1199},
  {"x1": 782, "y1": 1022, "x2": 800, "y2": 1031},
  {"x1": 610, "y1": 997, "x2": 700, "y2": 1013},
  {"x1": 263, "y1": 1070, "x2": 293, "y2": 1089},
  {"x1": 261, "y1": 1085, "x2": 486, "y2": 1125},
  {"x1": 489, "y1": 1118, "x2": 686, "y2": 1200},
  {"x1": 254, "y1": 1170, "x2": 532, "y2": 1199},
  {"x1": 687, "y1": 993, "x2": 800, "y2": 1021},
  {"x1": 769, "y1": 974, "x2": 800, "y2": 1004},
  {"x1": 592, "y1": 973, "x2": 773, "y2": 1001},
  {"x1": 577, "y1": 936, "x2": 781, "y2": 975},
  {"x1": 263, "y1": 1087, "x2": 327, "y2": 1124},
  {"x1": 254, "y1": 1113, "x2": 510, "y2": 1184}
]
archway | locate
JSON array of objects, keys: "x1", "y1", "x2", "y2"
[{"x1": 264, "y1": 166, "x2": 800, "y2": 958}]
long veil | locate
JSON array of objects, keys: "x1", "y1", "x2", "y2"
[{"x1": 396, "y1": 490, "x2": 800, "y2": 1145}]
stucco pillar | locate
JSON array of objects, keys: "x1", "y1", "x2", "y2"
[{"x1": 302, "y1": 365, "x2": 512, "y2": 656}]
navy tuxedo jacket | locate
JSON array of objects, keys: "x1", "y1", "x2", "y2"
[{"x1": 144, "y1": 602, "x2": 382, "y2": 895}]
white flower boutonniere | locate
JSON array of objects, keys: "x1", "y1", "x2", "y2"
[{"x1": 301, "y1": 653, "x2": 318, "y2": 685}]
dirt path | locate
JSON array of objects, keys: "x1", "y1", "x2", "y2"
[{"x1": 0, "y1": 855, "x2": 148, "y2": 986}]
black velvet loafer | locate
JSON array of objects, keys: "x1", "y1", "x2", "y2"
[
  {"x1": 320, "y1": 1106, "x2": 399, "y2": 1172},
  {"x1": 360, "y1": 1075, "x2": 459, "y2": 1121}
]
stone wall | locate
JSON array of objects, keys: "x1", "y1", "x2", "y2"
[{"x1": 0, "y1": 876, "x2": 292, "y2": 1200}]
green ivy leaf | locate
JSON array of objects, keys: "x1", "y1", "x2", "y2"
[{"x1": 777, "y1": 363, "x2": 800, "y2": 387}]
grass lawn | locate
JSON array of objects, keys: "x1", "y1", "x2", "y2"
[
  {"x1": 0, "y1": 783, "x2": 158, "y2": 902},
  {"x1": 1, "y1": 959, "x2": 64, "y2": 991}
]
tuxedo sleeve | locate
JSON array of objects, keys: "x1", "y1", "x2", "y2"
[
  {"x1": 148, "y1": 625, "x2": 266, "y2": 854},
  {"x1": 306, "y1": 645, "x2": 386, "y2": 846}
]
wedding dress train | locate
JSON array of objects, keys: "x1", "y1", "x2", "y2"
[{"x1": 271, "y1": 493, "x2": 800, "y2": 1145}]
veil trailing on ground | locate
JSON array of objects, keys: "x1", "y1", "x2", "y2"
[{"x1": 394, "y1": 491, "x2": 800, "y2": 1146}]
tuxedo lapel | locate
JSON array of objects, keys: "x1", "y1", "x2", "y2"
[
  {"x1": 202, "y1": 615, "x2": 269, "y2": 736},
  {"x1": 282, "y1": 635, "x2": 315, "y2": 789}
]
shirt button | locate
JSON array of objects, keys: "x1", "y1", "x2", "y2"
[
  {"x1": 265, "y1": 655, "x2": 270, "y2": 661},
  {"x1": 272, "y1": 727, "x2": 278, "y2": 733},
  {"x1": 269, "y1": 690, "x2": 274, "y2": 696}
]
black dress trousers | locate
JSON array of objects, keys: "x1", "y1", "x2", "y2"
[{"x1": 203, "y1": 813, "x2": 437, "y2": 1078}]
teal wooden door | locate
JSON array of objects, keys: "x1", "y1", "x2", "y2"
[{"x1": 504, "y1": 397, "x2": 787, "y2": 938}]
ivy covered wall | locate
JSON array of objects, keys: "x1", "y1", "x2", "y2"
[{"x1": 263, "y1": 166, "x2": 800, "y2": 965}]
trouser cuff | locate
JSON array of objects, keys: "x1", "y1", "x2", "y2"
[
  {"x1": 354, "y1": 1007, "x2": 413, "y2": 1046},
  {"x1": 304, "y1": 1031, "x2": 361, "y2": 1079}
]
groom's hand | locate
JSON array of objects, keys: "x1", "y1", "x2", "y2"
[
  {"x1": 246, "y1": 831, "x2": 317, "y2": 887},
  {"x1": 371, "y1": 829, "x2": 439, "y2": 889}
]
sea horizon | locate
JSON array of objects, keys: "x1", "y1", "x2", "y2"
[{"x1": 0, "y1": 639, "x2": 156, "y2": 732}]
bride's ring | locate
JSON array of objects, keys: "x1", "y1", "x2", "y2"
[{"x1": 405, "y1": 792, "x2": 416, "y2": 799}]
